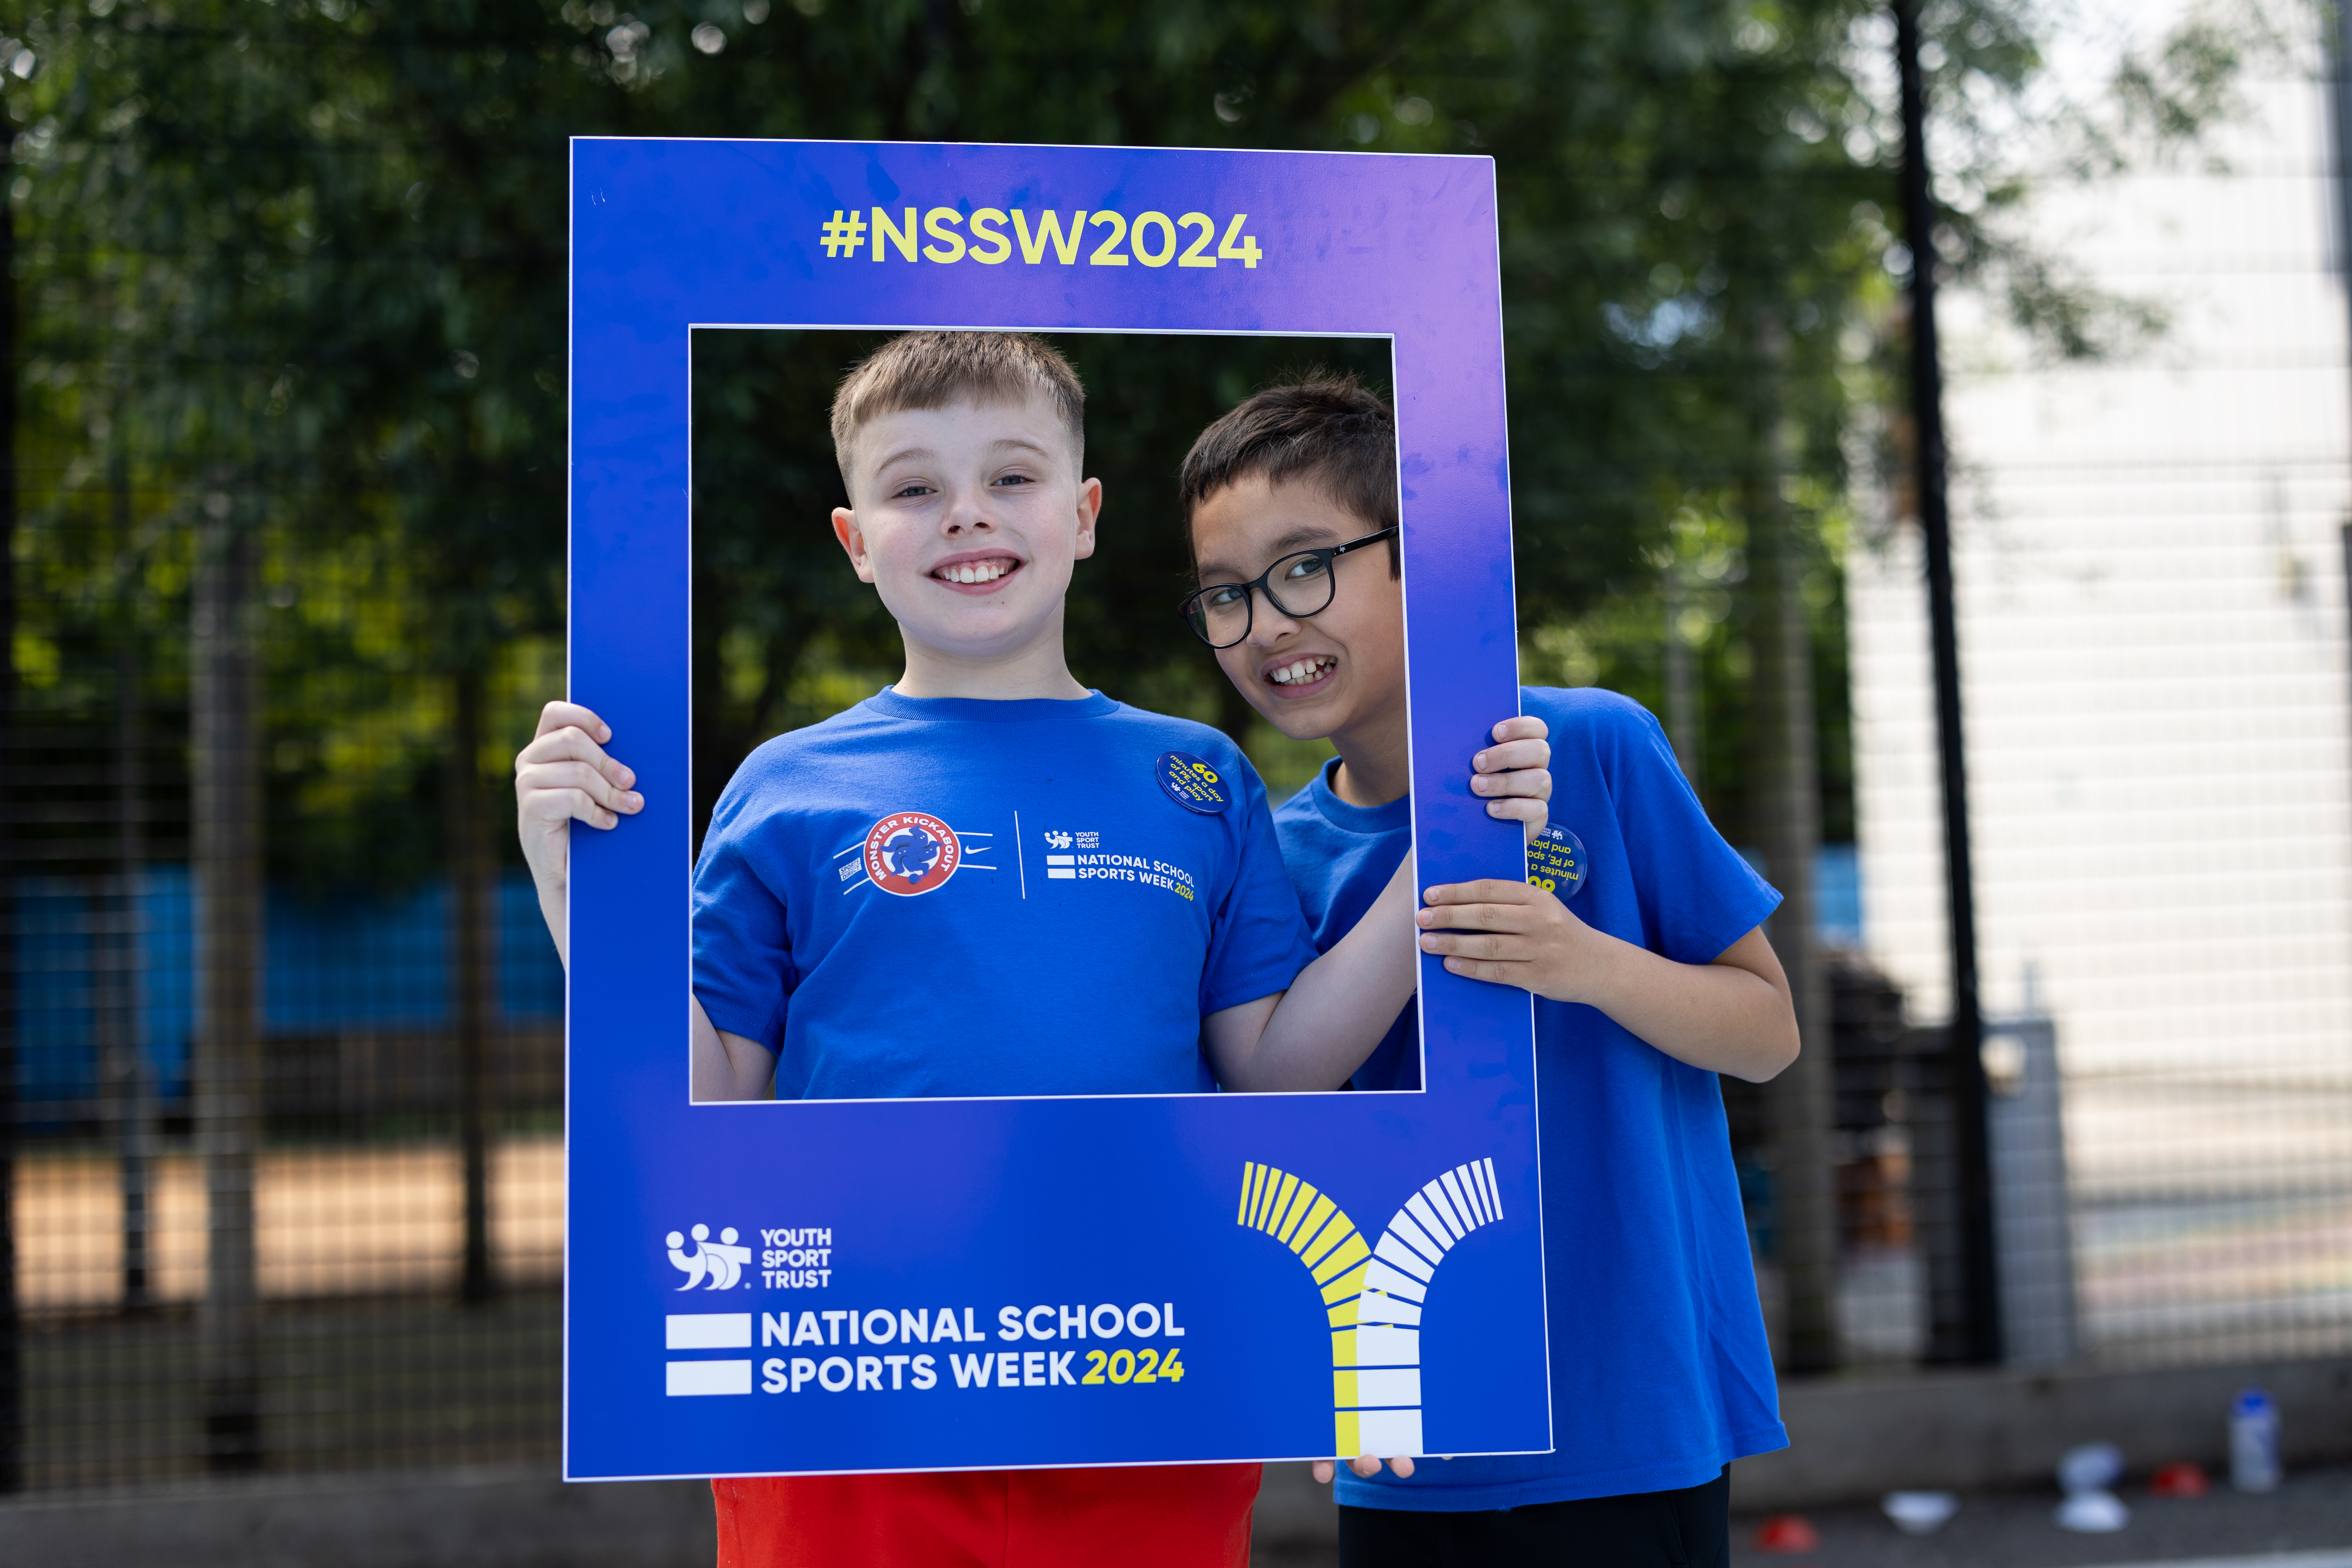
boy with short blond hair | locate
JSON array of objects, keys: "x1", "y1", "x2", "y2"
[
  {"x1": 516, "y1": 333, "x2": 1550, "y2": 1567},
  {"x1": 1178, "y1": 377, "x2": 1800, "y2": 1568},
  {"x1": 827, "y1": 328, "x2": 1085, "y2": 461}
]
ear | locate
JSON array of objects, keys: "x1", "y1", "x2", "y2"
[
  {"x1": 831, "y1": 507, "x2": 877, "y2": 583},
  {"x1": 1072, "y1": 476, "x2": 1103, "y2": 563}
]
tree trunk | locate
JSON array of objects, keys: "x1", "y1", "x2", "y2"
[
  {"x1": 1662, "y1": 557, "x2": 1700, "y2": 784},
  {"x1": 194, "y1": 504, "x2": 263, "y2": 1471},
  {"x1": 114, "y1": 632, "x2": 153, "y2": 1311},
  {"x1": 1748, "y1": 337, "x2": 1839, "y2": 1375},
  {"x1": 452, "y1": 671, "x2": 496, "y2": 1303},
  {"x1": 1898, "y1": 0, "x2": 2001, "y2": 1365},
  {"x1": 0, "y1": 127, "x2": 24, "y2": 1495}
]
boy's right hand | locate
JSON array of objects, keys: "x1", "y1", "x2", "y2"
[{"x1": 514, "y1": 701, "x2": 642, "y2": 965}]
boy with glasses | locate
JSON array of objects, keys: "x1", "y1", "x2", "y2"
[{"x1": 1178, "y1": 377, "x2": 1801, "y2": 1568}]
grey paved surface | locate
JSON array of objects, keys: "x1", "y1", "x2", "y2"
[
  {"x1": 1729, "y1": 1466, "x2": 2352, "y2": 1568},
  {"x1": 0, "y1": 1466, "x2": 714, "y2": 1568},
  {"x1": 0, "y1": 1453, "x2": 2337, "y2": 1566},
  {"x1": 1253, "y1": 1466, "x2": 2352, "y2": 1568}
]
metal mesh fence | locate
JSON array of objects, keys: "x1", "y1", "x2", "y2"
[
  {"x1": 4, "y1": 581, "x2": 570, "y2": 1488},
  {"x1": 1826, "y1": 50, "x2": 2352, "y2": 1372},
  {"x1": 3, "y1": 8, "x2": 2350, "y2": 1505}
]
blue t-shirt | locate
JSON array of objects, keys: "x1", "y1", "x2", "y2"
[
  {"x1": 1271, "y1": 782, "x2": 1419, "y2": 1092},
  {"x1": 691, "y1": 688, "x2": 1320, "y2": 1100},
  {"x1": 1279, "y1": 687, "x2": 1788, "y2": 1509}
]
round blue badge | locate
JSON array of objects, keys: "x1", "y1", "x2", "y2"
[
  {"x1": 1156, "y1": 751, "x2": 1230, "y2": 815},
  {"x1": 1526, "y1": 824, "x2": 1588, "y2": 900}
]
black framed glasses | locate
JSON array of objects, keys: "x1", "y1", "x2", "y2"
[{"x1": 1178, "y1": 528, "x2": 1398, "y2": 649}]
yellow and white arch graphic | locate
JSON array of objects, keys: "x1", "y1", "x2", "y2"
[{"x1": 1239, "y1": 1156, "x2": 1504, "y2": 1459}]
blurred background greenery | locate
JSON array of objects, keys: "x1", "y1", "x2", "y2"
[
  {"x1": 13, "y1": 0, "x2": 2256, "y2": 891},
  {"x1": 0, "y1": 0, "x2": 2279, "y2": 1493}
]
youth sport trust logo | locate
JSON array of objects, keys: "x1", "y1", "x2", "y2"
[
  {"x1": 864, "y1": 811, "x2": 962, "y2": 897},
  {"x1": 668, "y1": 1224, "x2": 753, "y2": 1291}
]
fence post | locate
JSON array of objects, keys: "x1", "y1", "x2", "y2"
[
  {"x1": 1749, "y1": 328, "x2": 1839, "y2": 1374},
  {"x1": 193, "y1": 500, "x2": 263, "y2": 1469}
]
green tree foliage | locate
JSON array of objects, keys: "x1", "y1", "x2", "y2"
[{"x1": 4, "y1": 0, "x2": 2269, "y2": 880}]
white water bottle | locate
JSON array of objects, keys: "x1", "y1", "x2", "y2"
[{"x1": 2230, "y1": 1387, "x2": 2279, "y2": 1492}]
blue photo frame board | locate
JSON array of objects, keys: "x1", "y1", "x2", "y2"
[{"x1": 567, "y1": 137, "x2": 1547, "y2": 1481}]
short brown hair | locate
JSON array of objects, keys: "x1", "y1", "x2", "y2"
[
  {"x1": 830, "y1": 330, "x2": 1085, "y2": 493},
  {"x1": 1177, "y1": 375, "x2": 1398, "y2": 577}
]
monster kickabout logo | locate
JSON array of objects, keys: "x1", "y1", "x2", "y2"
[
  {"x1": 669, "y1": 1224, "x2": 753, "y2": 1290},
  {"x1": 1238, "y1": 1158, "x2": 1504, "y2": 1460},
  {"x1": 864, "y1": 811, "x2": 964, "y2": 897}
]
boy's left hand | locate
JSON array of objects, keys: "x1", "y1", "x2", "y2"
[
  {"x1": 1416, "y1": 877, "x2": 1599, "y2": 1004},
  {"x1": 1470, "y1": 716, "x2": 1550, "y2": 842},
  {"x1": 1312, "y1": 1455, "x2": 1417, "y2": 1484}
]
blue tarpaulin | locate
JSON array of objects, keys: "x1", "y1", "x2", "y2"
[{"x1": 10, "y1": 867, "x2": 565, "y2": 1117}]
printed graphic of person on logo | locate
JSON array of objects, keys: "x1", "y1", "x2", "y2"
[
  {"x1": 863, "y1": 810, "x2": 962, "y2": 897},
  {"x1": 668, "y1": 1223, "x2": 752, "y2": 1290}
]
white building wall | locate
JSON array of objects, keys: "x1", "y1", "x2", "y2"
[{"x1": 1849, "y1": 71, "x2": 2352, "y2": 1095}]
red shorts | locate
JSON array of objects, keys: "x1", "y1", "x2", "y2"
[{"x1": 711, "y1": 1463, "x2": 1261, "y2": 1568}]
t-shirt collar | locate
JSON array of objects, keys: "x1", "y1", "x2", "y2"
[
  {"x1": 863, "y1": 686, "x2": 1120, "y2": 724},
  {"x1": 1308, "y1": 755, "x2": 1412, "y2": 836}
]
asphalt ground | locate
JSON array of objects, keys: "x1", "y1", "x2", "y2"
[
  {"x1": 22, "y1": 1290, "x2": 561, "y2": 1490},
  {"x1": 1728, "y1": 1466, "x2": 2352, "y2": 1568},
  {"x1": 1252, "y1": 1466, "x2": 2352, "y2": 1568}
]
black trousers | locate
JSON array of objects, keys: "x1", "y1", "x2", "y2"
[{"x1": 1334, "y1": 1467, "x2": 1730, "y2": 1568}]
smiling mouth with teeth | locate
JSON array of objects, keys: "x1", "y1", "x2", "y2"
[
  {"x1": 932, "y1": 558, "x2": 1018, "y2": 586},
  {"x1": 1268, "y1": 656, "x2": 1338, "y2": 688}
]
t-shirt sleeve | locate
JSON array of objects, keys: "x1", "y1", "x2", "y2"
[
  {"x1": 1576, "y1": 691, "x2": 1782, "y2": 965},
  {"x1": 1198, "y1": 755, "x2": 1323, "y2": 1017},
  {"x1": 691, "y1": 806, "x2": 793, "y2": 1054}
]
